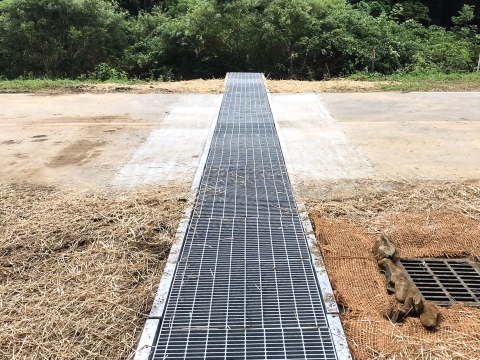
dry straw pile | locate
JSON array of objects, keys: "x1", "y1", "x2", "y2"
[
  {"x1": 0, "y1": 183, "x2": 188, "y2": 359},
  {"x1": 309, "y1": 180, "x2": 480, "y2": 359}
]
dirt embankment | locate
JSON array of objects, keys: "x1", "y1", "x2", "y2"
[
  {"x1": 0, "y1": 79, "x2": 395, "y2": 94},
  {"x1": 267, "y1": 79, "x2": 383, "y2": 93},
  {"x1": 0, "y1": 79, "x2": 225, "y2": 95},
  {"x1": 3, "y1": 78, "x2": 479, "y2": 94}
]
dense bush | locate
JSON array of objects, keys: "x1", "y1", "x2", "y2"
[
  {"x1": 0, "y1": 0, "x2": 127, "y2": 78},
  {"x1": 0, "y1": 0, "x2": 479, "y2": 80}
]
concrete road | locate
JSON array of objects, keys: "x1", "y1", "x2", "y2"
[
  {"x1": 0, "y1": 94, "x2": 221, "y2": 188},
  {"x1": 270, "y1": 92, "x2": 480, "y2": 192},
  {"x1": 1, "y1": 92, "x2": 479, "y2": 190}
]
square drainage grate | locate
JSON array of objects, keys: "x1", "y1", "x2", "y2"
[{"x1": 400, "y1": 259, "x2": 480, "y2": 306}]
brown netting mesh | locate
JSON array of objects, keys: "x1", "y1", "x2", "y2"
[{"x1": 310, "y1": 185, "x2": 480, "y2": 359}]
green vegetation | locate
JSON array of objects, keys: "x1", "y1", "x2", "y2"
[
  {"x1": 0, "y1": 0, "x2": 479, "y2": 81},
  {"x1": 350, "y1": 72, "x2": 480, "y2": 91},
  {"x1": 0, "y1": 78, "x2": 143, "y2": 93}
]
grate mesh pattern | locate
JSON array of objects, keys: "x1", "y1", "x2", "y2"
[
  {"x1": 401, "y1": 259, "x2": 480, "y2": 306},
  {"x1": 152, "y1": 73, "x2": 337, "y2": 359}
]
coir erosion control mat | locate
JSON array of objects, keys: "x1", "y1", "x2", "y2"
[{"x1": 311, "y1": 209, "x2": 480, "y2": 359}]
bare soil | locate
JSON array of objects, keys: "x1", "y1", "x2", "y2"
[
  {"x1": 267, "y1": 79, "x2": 480, "y2": 93},
  {"x1": 1, "y1": 79, "x2": 225, "y2": 95},
  {"x1": 88, "y1": 80, "x2": 225, "y2": 94},
  {"x1": 267, "y1": 79, "x2": 383, "y2": 93}
]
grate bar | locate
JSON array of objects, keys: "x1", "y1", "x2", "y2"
[{"x1": 152, "y1": 73, "x2": 339, "y2": 359}]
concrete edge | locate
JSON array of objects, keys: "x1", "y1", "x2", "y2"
[
  {"x1": 133, "y1": 77, "x2": 226, "y2": 360},
  {"x1": 297, "y1": 203, "x2": 339, "y2": 314},
  {"x1": 264, "y1": 76, "x2": 352, "y2": 360},
  {"x1": 133, "y1": 319, "x2": 160, "y2": 360},
  {"x1": 327, "y1": 314, "x2": 353, "y2": 360}
]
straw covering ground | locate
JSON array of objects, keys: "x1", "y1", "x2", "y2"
[
  {"x1": 309, "y1": 180, "x2": 480, "y2": 359},
  {"x1": 0, "y1": 184, "x2": 188, "y2": 359}
]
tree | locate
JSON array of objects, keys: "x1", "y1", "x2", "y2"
[
  {"x1": 348, "y1": 0, "x2": 480, "y2": 27},
  {"x1": 114, "y1": 0, "x2": 167, "y2": 16},
  {"x1": 0, "y1": 0, "x2": 127, "y2": 78}
]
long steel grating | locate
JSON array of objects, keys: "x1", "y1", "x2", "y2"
[{"x1": 152, "y1": 73, "x2": 338, "y2": 359}]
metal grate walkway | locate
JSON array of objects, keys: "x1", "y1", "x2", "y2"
[{"x1": 151, "y1": 73, "x2": 338, "y2": 359}]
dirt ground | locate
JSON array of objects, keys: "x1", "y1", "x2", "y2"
[
  {"x1": 0, "y1": 79, "x2": 226, "y2": 95},
  {"x1": 267, "y1": 79, "x2": 480, "y2": 93},
  {"x1": 0, "y1": 79, "x2": 379, "y2": 95},
  {"x1": 268, "y1": 79, "x2": 382, "y2": 92}
]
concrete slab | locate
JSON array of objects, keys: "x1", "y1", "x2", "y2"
[
  {"x1": 3, "y1": 91, "x2": 479, "y2": 190},
  {"x1": 271, "y1": 93, "x2": 480, "y2": 193},
  {"x1": 320, "y1": 92, "x2": 480, "y2": 180},
  {"x1": 0, "y1": 94, "x2": 220, "y2": 188},
  {"x1": 269, "y1": 93, "x2": 372, "y2": 185},
  {"x1": 111, "y1": 94, "x2": 221, "y2": 187}
]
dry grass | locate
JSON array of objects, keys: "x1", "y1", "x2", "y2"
[
  {"x1": 266, "y1": 79, "x2": 382, "y2": 93},
  {"x1": 0, "y1": 183, "x2": 189, "y2": 359},
  {"x1": 0, "y1": 79, "x2": 225, "y2": 95},
  {"x1": 308, "y1": 179, "x2": 480, "y2": 359},
  {"x1": 352, "y1": 315, "x2": 480, "y2": 360},
  {"x1": 307, "y1": 179, "x2": 480, "y2": 231}
]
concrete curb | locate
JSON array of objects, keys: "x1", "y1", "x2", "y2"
[
  {"x1": 264, "y1": 76, "x2": 352, "y2": 360},
  {"x1": 133, "y1": 77, "x2": 226, "y2": 360}
]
